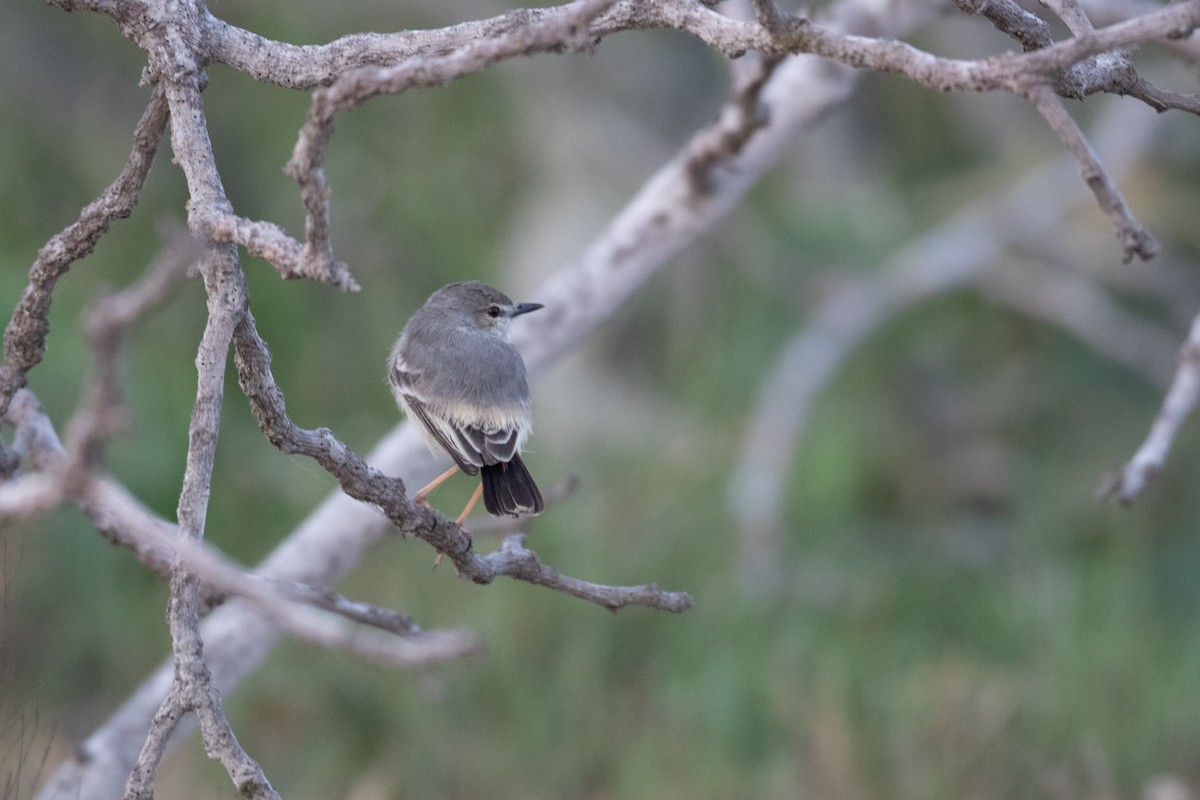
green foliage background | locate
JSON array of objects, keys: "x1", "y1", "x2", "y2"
[{"x1": 4, "y1": 1, "x2": 1200, "y2": 798}]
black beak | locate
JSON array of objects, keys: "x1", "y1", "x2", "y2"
[{"x1": 512, "y1": 302, "x2": 544, "y2": 317}]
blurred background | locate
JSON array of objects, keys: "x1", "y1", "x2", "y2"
[{"x1": 4, "y1": 0, "x2": 1200, "y2": 798}]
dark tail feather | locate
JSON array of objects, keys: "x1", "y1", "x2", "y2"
[{"x1": 481, "y1": 455, "x2": 544, "y2": 518}]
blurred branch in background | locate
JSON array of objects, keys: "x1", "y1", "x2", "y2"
[
  {"x1": 727, "y1": 102, "x2": 1176, "y2": 594},
  {"x1": 2, "y1": 389, "x2": 478, "y2": 667}
]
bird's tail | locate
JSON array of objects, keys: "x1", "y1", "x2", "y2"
[{"x1": 481, "y1": 454, "x2": 544, "y2": 518}]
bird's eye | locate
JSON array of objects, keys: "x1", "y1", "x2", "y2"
[{"x1": 485, "y1": 305, "x2": 503, "y2": 318}]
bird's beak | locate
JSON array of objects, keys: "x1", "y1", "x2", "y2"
[{"x1": 512, "y1": 302, "x2": 544, "y2": 317}]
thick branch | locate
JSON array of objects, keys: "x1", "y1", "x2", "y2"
[
  {"x1": 124, "y1": 243, "x2": 274, "y2": 800},
  {"x1": 207, "y1": 0, "x2": 764, "y2": 89},
  {"x1": 954, "y1": 0, "x2": 1053, "y2": 50},
  {"x1": 230, "y1": 311, "x2": 691, "y2": 613}
]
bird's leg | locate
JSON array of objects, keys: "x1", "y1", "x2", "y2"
[
  {"x1": 414, "y1": 465, "x2": 460, "y2": 505},
  {"x1": 456, "y1": 483, "x2": 484, "y2": 526},
  {"x1": 431, "y1": 477, "x2": 481, "y2": 571}
]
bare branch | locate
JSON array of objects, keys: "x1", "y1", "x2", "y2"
[
  {"x1": 1125, "y1": 78, "x2": 1200, "y2": 115},
  {"x1": 767, "y1": 1, "x2": 1200, "y2": 92},
  {"x1": 121, "y1": 695, "x2": 186, "y2": 800},
  {"x1": 267, "y1": 582, "x2": 424, "y2": 637},
  {"x1": 0, "y1": 474, "x2": 61, "y2": 518},
  {"x1": 65, "y1": 229, "x2": 201, "y2": 482},
  {"x1": 208, "y1": 0, "x2": 1200, "y2": 93},
  {"x1": 204, "y1": 213, "x2": 361, "y2": 291},
  {"x1": 485, "y1": 534, "x2": 694, "y2": 613},
  {"x1": 727, "y1": 102, "x2": 1159, "y2": 590},
  {"x1": 144, "y1": 525, "x2": 481, "y2": 667},
  {"x1": 22, "y1": 0, "x2": 1199, "y2": 795},
  {"x1": 1040, "y1": 0, "x2": 1098, "y2": 36},
  {"x1": 208, "y1": 0, "x2": 630, "y2": 89},
  {"x1": 1024, "y1": 83, "x2": 1159, "y2": 263},
  {"x1": 953, "y1": 0, "x2": 1053, "y2": 51},
  {"x1": 285, "y1": 0, "x2": 617, "y2": 288},
  {"x1": 685, "y1": 52, "x2": 783, "y2": 193},
  {"x1": 124, "y1": 238, "x2": 275, "y2": 800},
  {"x1": 0, "y1": 87, "x2": 168, "y2": 419},
  {"x1": 230, "y1": 310, "x2": 692, "y2": 612},
  {"x1": 2, "y1": 388, "x2": 456, "y2": 654},
  {"x1": 1099, "y1": 314, "x2": 1200, "y2": 504}
]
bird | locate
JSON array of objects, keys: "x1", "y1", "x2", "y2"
[{"x1": 388, "y1": 280, "x2": 545, "y2": 524}]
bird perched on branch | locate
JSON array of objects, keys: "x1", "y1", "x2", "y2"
[{"x1": 389, "y1": 281, "x2": 545, "y2": 523}]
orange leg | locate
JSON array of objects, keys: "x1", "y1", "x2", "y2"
[
  {"x1": 432, "y1": 478, "x2": 481, "y2": 571},
  {"x1": 456, "y1": 482, "x2": 484, "y2": 526},
  {"x1": 414, "y1": 464, "x2": 460, "y2": 505}
]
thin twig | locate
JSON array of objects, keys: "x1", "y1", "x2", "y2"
[
  {"x1": 485, "y1": 534, "x2": 694, "y2": 613},
  {"x1": 1099, "y1": 313, "x2": 1200, "y2": 504},
  {"x1": 64, "y1": 229, "x2": 202, "y2": 483},
  {"x1": 1024, "y1": 82, "x2": 1159, "y2": 263},
  {"x1": 230, "y1": 311, "x2": 692, "y2": 613},
  {"x1": 1, "y1": 387, "x2": 455, "y2": 648},
  {"x1": 285, "y1": 0, "x2": 618, "y2": 289},
  {"x1": 1125, "y1": 78, "x2": 1200, "y2": 115},
  {"x1": 727, "y1": 102, "x2": 1159, "y2": 590},
  {"x1": 0, "y1": 87, "x2": 168, "y2": 419}
]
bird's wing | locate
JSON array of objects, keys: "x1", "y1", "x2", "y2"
[
  {"x1": 390, "y1": 356, "x2": 482, "y2": 474},
  {"x1": 388, "y1": 353, "x2": 418, "y2": 396},
  {"x1": 391, "y1": 351, "x2": 524, "y2": 469},
  {"x1": 403, "y1": 393, "x2": 483, "y2": 475},
  {"x1": 455, "y1": 425, "x2": 520, "y2": 466}
]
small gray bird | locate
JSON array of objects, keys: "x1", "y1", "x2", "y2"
[{"x1": 389, "y1": 281, "x2": 545, "y2": 520}]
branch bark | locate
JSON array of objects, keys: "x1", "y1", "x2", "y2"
[
  {"x1": 1, "y1": 388, "x2": 468, "y2": 661},
  {"x1": 0, "y1": 88, "x2": 168, "y2": 421},
  {"x1": 1024, "y1": 83, "x2": 1159, "y2": 262},
  {"x1": 10, "y1": 0, "x2": 1200, "y2": 796},
  {"x1": 1099, "y1": 313, "x2": 1200, "y2": 504},
  {"x1": 123, "y1": 242, "x2": 276, "y2": 800}
]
